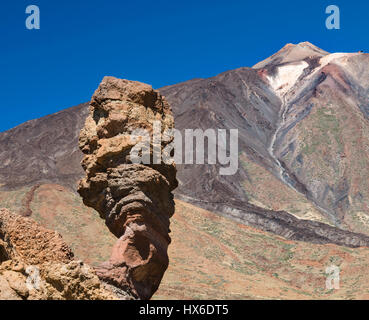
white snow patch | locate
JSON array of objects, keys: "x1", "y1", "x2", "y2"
[
  {"x1": 267, "y1": 61, "x2": 308, "y2": 97},
  {"x1": 319, "y1": 52, "x2": 352, "y2": 68},
  {"x1": 303, "y1": 52, "x2": 360, "y2": 81}
]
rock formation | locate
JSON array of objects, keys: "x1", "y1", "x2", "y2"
[
  {"x1": 0, "y1": 209, "x2": 121, "y2": 300},
  {"x1": 77, "y1": 77, "x2": 178, "y2": 300},
  {"x1": 0, "y1": 77, "x2": 177, "y2": 300}
]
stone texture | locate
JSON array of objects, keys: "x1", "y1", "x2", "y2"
[
  {"x1": 78, "y1": 77, "x2": 177, "y2": 300},
  {"x1": 0, "y1": 209, "x2": 73, "y2": 265},
  {"x1": 0, "y1": 208, "x2": 124, "y2": 300},
  {"x1": 0, "y1": 259, "x2": 120, "y2": 300}
]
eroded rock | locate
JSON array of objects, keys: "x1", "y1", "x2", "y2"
[
  {"x1": 0, "y1": 208, "x2": 73, "y2": 265},
  {"x1": 78, "y1": 77, "x2": 177, "y2": 299},
  {"x1": 0, "y1": 208, "x2": 124, "y2": 300}
]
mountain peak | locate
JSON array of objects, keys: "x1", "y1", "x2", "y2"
[{"x1": 253, "y1": 41, "x2": 329, "y2": 69}]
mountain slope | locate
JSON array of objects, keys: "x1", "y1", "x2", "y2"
[
  {"x1": 256, "y1": 47, "x2": 369, "y2": 234},
  {"x1": 0, "y1": 103, "x2": 88, "y2": 190},
  {"x1": 161, "y1": 42, "x2": 369, "y2": 236},
  {"x1": 157, "y1": 200, "x2": 369, "y2": 300},
  {"x1": 1, "y1": 42, "x2": 369, "y2": 244}
]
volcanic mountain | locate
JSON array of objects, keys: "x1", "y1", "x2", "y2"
[
  {"x1": 161, "y1": 41, "x2": 369, "y2": 238},
  {"x1": 1, "y1": 42, "x2": 369, "y2": 299}
]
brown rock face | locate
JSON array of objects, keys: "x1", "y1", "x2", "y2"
[
  {"x1": 0, "y1": 209, "x2": 121, "y2": 300},
  {"x1": 77, "y1": 77, "x2": 177, "y2": 300},
  {"x1": 0, "y1": 209, "x2": 73, "y2": 265}
]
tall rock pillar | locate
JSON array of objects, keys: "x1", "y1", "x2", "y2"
[{"x1": 78, "y1": 77, "x2": 177, "y2": 299}]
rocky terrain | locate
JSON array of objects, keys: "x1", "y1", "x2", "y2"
[
  {"x1": 157, "y1": 200, "x2": 369, "y2": 300},
  {"x1": 0, "y1": 208, "x2": 119, "y2": 300},
  {"x1": 2, "y1": 189, "x2": 369, "y2": 300},
  {"x1": 0, "y1": 42, "x2": 369, "y2": 299}
]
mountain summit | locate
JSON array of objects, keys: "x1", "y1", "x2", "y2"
[{"x1": 253, "y1": 41, "x2": 329, "y2": 69}]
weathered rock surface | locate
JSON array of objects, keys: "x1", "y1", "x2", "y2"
[
  {"x1": 0, "y1": 209, "x2": 123, "y2": 300},
  {"x1": 78, "y1": 77, "x2": 177, "y2": 300},
  {"x1": 0, "y1": 208, "x2": 73, "y2": 264}
]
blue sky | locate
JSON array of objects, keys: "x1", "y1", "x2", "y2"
[{"x1": 0, "y1": 0, "x2": 368, "y2": 132}]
